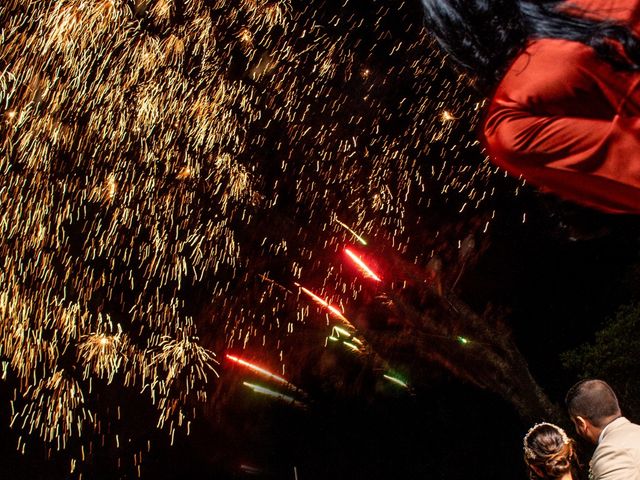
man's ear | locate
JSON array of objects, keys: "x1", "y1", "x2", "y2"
[
  {"x1": 575, "y1": 416, "x2": 588, "y2": 430},
  {"x1": 574, "y1": 415, "x2": 598, "y2": 442}
]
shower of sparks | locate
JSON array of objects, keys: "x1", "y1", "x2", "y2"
[
  {"x1": 11, "y1": 370, "x2": 91, "y2": 451},
  {"x1": 77, "y1": 328, "x2": 126, "y2": 384},
  {"x1": 0, "y1": 0, "x2": 507, "y2": 471},
  {"x1": 344, "y1": 248, "x2": 382, "y2": 282},
  {"x1": 440, "y1": 110, "x2": 458, "y2": 122}
]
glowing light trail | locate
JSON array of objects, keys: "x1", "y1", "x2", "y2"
[
  {"x1": 226, "y1": 354, "x2": 289, "y2": 384},
  {"x1": 226, "y1": 354, "x2": 307, "y2": 396},
  {"x1": 335, "y1": 219, "x2": 367, "y2": 245},
  {"x1": 327, "y1": 326, "x2": 365, "y2": 353},
  {"x1": 383, "y1": 374, "x2": 409, "y2": 389},
  {"x1": 342, "y1": 341, "x2": 360, "y2": 352},
  {"x1": 295, "y1": 283, "x2": 354, "y2": 328},
  {"x1": 344, "y1": 248, "x2": 382, "y2": 282},
  {"x1": 332, "y1": 326, "x2": 352, "y2": 337},
  {"x1": 242, "y1": 382, "x2": 306, "y2": 408}
]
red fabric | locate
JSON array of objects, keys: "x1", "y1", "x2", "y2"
[{"x1": 482, "y1": 0, "x2": 640, "y2": 213}]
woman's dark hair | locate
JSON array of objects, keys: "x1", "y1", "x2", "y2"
[
  {"x1": 523, "y1": 423, "x2": 581, "y2": 479},
  {"x1": 421, "y1": 0, "x2": 640, "y2": 92}
]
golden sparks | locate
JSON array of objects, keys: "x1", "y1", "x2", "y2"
[{"x1": 0, "y1": 0, "x2": 509, "y2": 473}]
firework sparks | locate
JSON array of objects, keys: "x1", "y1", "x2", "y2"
[
  {"x1": 0, "y1": 0, "x2": 500, "y2": 469},
  {"x1": 383, "y1": 374, "x2": 410, "y2": 389},
  {"x1": 12, "y1": 371, "x2": 92, "y2": 451},
  {"x1": 242, "y1": 381, "x2": 306, "y2": 408},
  {"x1": 327, "y1": 326, "x2": 366, "y2": 353},
  {"x1": 295, "y1": 283, "x2": 354, "y2": 328},
  {"x1": 226, "y1": 354, "x2": 305, "y2": 395},
  {"x1": 440, "y1": 110, "x2": 458, "y2": 122},
  {"x1": 344, "y1": 248, "x2": 382, "y2": 282},
  {"x1": 77, "y1": 327, "x2": 126, "y2": 385},
  {"x1": 335, "y1": 218, "x2": 368, "y2": 245}
]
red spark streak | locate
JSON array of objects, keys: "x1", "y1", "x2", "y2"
[
  {"x1": 226, "y1": 354, "x2": 289, "y2": 385},
  {"x1": 294, "y1": 283, "x2": 350, "y2": 324},
  {"x1": 344, "y1": 248, "x2": 382, "y2": 282}
]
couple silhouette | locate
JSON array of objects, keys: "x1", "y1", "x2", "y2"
[{"x1": 523, "y1": 380, "x2": 640, "y2": 479}]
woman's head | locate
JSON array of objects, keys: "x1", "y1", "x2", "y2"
[
  {"x1": 523, "y1": 423, "x2": 577, "y2": 479},
  {"x1": 420, "y1": 0, "x2": 526, "y2": 90},
  {"x1": 420, "y1": 0, "x2": 640, "y2": 93}
]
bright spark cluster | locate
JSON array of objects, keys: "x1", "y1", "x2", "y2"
[{"x1": 0, "y1": 0, "x2": 516, "y2": 475}]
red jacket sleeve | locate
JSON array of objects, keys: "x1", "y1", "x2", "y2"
[
  {"x1": 565, "y1": 0, "x2": 640, "y2": 33},
  {"x1": 483, "y1": 40, "x2": 640, "y2": 214}
]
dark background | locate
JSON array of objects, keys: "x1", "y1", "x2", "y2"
[
  {"x1": 2, "y1": 0, "x2": 640, "y2": 478},
  {"x1": 2, "y1": 206, "x2": 638, "y2": 479}
]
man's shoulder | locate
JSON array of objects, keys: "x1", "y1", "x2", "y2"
[
  {"x1": 603, "y1": 417, "x2": 640, "y2": 440},
  {"x1": 605, "y1": 417, "x2": 640, "y2": 438},
  {"x1": 592, "y1": 418, "x2": 640, "y2": 473},
  {"x1": 591, "y1": 442, "x2": 640, "y2": 480}
]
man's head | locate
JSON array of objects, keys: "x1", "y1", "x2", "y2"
[{"x1": 565, "y1": 379, "x2": 621, "y2": 444}]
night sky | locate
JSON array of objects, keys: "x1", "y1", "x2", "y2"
[{"x1": 1, "y1": 0, "x2": 640, "y2": 479}]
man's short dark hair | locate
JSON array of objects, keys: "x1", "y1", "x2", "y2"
[{"x1": 565, "y1": 379, "x2": 621, "y2": 428}]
